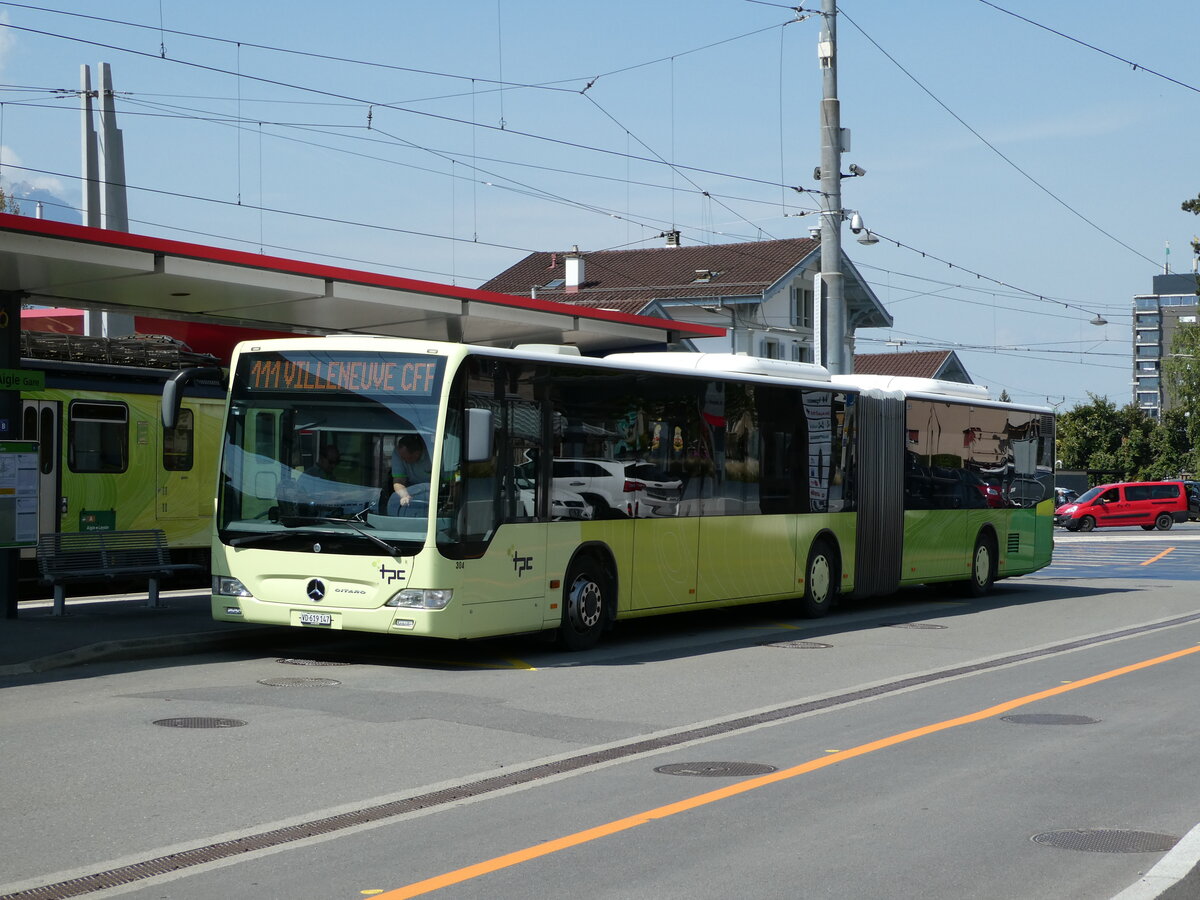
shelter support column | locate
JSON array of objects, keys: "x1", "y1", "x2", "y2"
[{"x1": 0, "y1": 290, "x2": 22, "y2": 618}]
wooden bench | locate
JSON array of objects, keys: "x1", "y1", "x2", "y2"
[{"x1": 36, "y1": 529, "x2": 204, "y2": 616}]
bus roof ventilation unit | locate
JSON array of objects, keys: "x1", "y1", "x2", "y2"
[
  {"x1": 513, "y1": 344, "x2": 583, "y2": 356},
  {"x1": 606, "y1": 352, "x2": 831, "y2": 382},
  {"x1": 833, "y1": 374, "x2": 991, "y2": 401}
]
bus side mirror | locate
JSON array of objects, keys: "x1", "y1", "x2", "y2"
[
  {"x1": 465, "y1": 408, "x2": 493, "y2": 462},
  {"x1": 162, "y1": 367, "x2": 226, "y2": 428}
]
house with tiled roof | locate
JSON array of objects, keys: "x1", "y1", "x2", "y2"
[
  {"x1": 481, "y1": 237, "x2": 892, "y2": 363},
  {"x1": 853, "y1": 349, "x2": 973, "y2": 384}
]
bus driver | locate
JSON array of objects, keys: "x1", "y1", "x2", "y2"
[{"x1": 391, "y1": 434, "x2": 432, "y2": 509}]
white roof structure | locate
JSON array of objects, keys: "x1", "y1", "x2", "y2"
[{"x1": 0, "y1": 214, "x2": 725, "y2": 353}]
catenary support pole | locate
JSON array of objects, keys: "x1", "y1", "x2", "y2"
[{"x1": 818, "y1": 0, "x2": 848, "y2": 374}]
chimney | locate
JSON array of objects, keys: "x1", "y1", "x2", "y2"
[
  {"x1": 565, "y1": 245, "x2": 585, "y2": 293},
  {"x1": 665, "y1": 230, "x2": 681, "y2": 247}
]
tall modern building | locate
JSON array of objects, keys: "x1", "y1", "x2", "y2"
[{"x1": 1134, "y1": 272, "x2": 1200, "y2": 419}]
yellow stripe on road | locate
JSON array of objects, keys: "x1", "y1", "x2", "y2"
[
  {"x1": 378, "y1": 643, "x2": 1200, "y2": 899},
  {"x1": 1141, "y1": 548, "x2": 1176, "y2": 566}
]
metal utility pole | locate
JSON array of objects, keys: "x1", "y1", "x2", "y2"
[{"x1": 817, "y1": 0, "x2": 848, "y2": 374}]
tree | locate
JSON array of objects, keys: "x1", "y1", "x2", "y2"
[
  {"x1": 997, "y1": 389, "x2": 1011, "y2": 402},
  {"x1": 0, "y1": 186, "x2": 19, "y2": 215},
  {"x1": 1056, "y1": 394, "x2": 1161, "y2": 481},
  {"x1": 1161, "y1": 323, "x2": 1200, "y2": 414}
]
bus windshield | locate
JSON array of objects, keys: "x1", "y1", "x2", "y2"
[{"x1": 217, "y1": 349, "x2": 445, "y2": 554}]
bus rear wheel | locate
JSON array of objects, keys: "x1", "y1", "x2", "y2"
[
  {"x1": 559, "y1": 557, "x2": 607, "y2": 651},
  {"x1": 798, "y1": 539, "x2": 837, "y2": 618},
  {"x1": 968, "y1": 534, "x2": 996, "y2": 597}
]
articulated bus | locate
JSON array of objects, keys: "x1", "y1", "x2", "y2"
[{"x1": 195, "y1": 337, "x2": 1054, "y2": 649}]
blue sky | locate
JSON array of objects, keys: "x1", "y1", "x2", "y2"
[{"x1": 1, "y1": 0, "x2": 1197, "y2": 407}]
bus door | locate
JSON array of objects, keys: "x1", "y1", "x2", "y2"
[
  {"x1": 21, "y1": 400, "x2": 60, "y2": 545},
  {"x1": 157, "y1": 406, "x2": 200, "y2": 519}
]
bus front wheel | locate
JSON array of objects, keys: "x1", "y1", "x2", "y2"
[
  {"x1": 559, "y1": 558, "x2": 607, "y2": 651},
  {"x1": 969, "y1": 534, "x2": 996, "y2": 597},
  {"x1": 798, "y1": 539, "x2": 838, "y2": 618}
]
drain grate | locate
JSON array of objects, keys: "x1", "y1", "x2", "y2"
[
  {"x1": 1002, "y1": 714, "x2": 1099, "y2": 726},
  {"x1": 654, "y1": 762, "x2": 777, "y2": 777},
  {"x1": 153, "y1": 717, "x2": 246, "y2": 729},
  {"x1": 276, "y1": 658, "x2": 350, "y2": 667},
  {"x1": 886, "y1": 622, "x2": 947, "y2": 630},
  {"x1": 1032, "y1": 829, "x2": 1178, "y2": 853},
  {"x1": 761, "y1": 640, "x2": 832, "y2": 649},
  {"x1": 257, "y1": 677, "x2": 341, "y2": 688}
]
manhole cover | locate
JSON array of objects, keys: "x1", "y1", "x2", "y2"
[
  {"x1": 654, "y1": 762, "x2": 777, "y2": 777},
  {"x1": 153, "y1": 717, "x2": 246, "y2": 729},
  {"x1": 277, "y1": 658, "x2": 350, "y2": 667},
  {"x1": 1032, "y1": 829, "x2": 1177, "y2": 853},
  {"x1": 1002, "y1": 714, "x2": 1099, "y2": 726},
  {"x1": 258, "y1": 677, "x2": 341, "y2": 687},
  {"x1": 761, "y1": 640, "x2": 832, "y2": 649},
  {"x1": 886, "y1": 622, "x2": 947, "y2": 630}
]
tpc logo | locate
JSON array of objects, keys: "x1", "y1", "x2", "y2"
[{"x1": 512, "y1": 551, "x2": 533, "y2": 577}]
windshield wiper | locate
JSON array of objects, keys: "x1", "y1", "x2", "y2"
[
  {"x1": 272, "y1": 508, "x2": 403, "y2": 556},
  {"x1": 225, "y1": 530, "x2": 298, "y2": 548}
]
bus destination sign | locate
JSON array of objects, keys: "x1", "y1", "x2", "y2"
[{"x1": 244, "y1": 353, "x2": 442, "y2": 397}]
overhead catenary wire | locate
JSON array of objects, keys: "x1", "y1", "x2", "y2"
[
  {"x1": 976, "y1": 0, "x2": 1200, "y2": 96},
  {"x1": 1, "y1": 19, "x2": 815, "y2": 199},
  {"x1": 0, "y1": 6, "x2": 1137, "y2": 369},
  {"x1": 837, "y1": 8, "x2": 1159, "y2": 270}
]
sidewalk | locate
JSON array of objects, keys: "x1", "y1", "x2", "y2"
[{"x1": 0, "y1": 589, "x2": 275, "y2": 676}]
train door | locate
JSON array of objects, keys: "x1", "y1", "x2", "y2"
[
  {"x1": 157, "y1": 406, "x2": 200, "y2": 519},
  {"x1": 21, "y1": 400, "x2": 61, "y2": 543}
]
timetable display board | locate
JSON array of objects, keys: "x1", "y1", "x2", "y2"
[{"x1": 0, "y1": 441, "x2": 38, "y2": 548}]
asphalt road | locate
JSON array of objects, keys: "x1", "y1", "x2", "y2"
[{"x1": 3, "y1": 527, "x2": 1200, "y2": 900}]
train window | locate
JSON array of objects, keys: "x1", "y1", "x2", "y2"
[
  {"x1": 68, "y1": 401, "x2": 129, "y2": 474},
  {"x1": 163, "y1": 408, "x2": 194, "y2": 471}
]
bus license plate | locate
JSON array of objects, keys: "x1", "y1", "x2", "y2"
[{"x1": 298, "y1": 612, "x2": 333, "y2": 627}]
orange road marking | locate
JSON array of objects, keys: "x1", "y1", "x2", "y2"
[
  {"x1": 378, "y1": 644, "x2": 1200, "y2": 899},
  {"x1": 1141, "y1": 548, "x2": 1176, "y2": 566}
]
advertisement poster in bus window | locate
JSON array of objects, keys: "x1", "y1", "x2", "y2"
[{"x1": 803, "y1": 391, "x2": 831, "y2": 511}]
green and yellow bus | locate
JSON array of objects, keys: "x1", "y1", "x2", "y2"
[{"x1": 199, "y1": 337, "x2": 1054, "y2": 649}]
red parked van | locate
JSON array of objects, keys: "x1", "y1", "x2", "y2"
[{"x1": 1054, "y1": 481, "x2": 1190, "y2": 532}]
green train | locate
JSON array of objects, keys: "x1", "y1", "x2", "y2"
[{"x1": 18, "y1": 332, "x2": 225, "y2": 575}]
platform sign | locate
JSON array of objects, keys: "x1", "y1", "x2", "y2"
[
  {"x1": 0, "y1": 441, "x2": 39, "y2": 548},
  {"x1": 0, "y1": 368, "x2": 45, "y2": 391}
]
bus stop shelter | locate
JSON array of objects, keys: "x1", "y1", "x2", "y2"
[{"x1": 0, "y1": 213, "x2": 725, "y2": 616}]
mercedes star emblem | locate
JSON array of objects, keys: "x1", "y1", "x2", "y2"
[{"x1": 307, "y1": 579, "x2": 326, "y2": 602}]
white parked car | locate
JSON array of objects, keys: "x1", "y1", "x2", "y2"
[
  {"x1": 623, "y1": 461, "x2": 684, "y2": 517},
  {"x1": 553, "y1": 458, "x2": 640, "y2": 518}
]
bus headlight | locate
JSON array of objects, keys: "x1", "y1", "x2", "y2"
[
  {"x1": 385, "y1": 589, "x2": 453, "y2": 610},
  {"x1": 213, "y1": 575, "x2": 253, "y2": 598}
]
